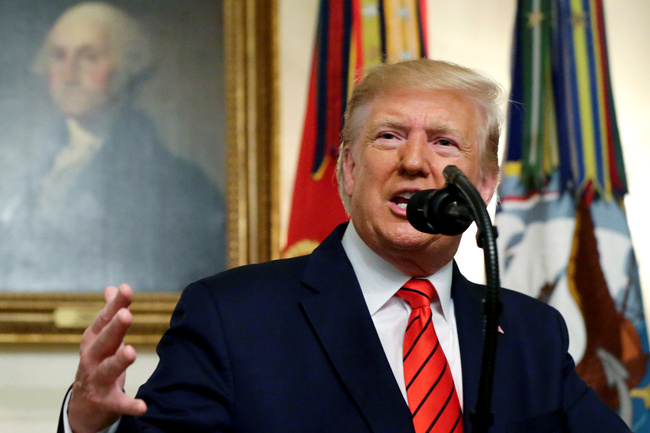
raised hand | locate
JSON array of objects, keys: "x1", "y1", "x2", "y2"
[{"x1": 68, "y1": 284, "x2": 147, "y2": 433}]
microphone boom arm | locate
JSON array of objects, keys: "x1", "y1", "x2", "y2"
[
  {"x1": 408, "y1": 165, "x2": 502, "y2": 432},
  {"x1": 443, "y1": 165, "x2": 501, "y2": 433}
]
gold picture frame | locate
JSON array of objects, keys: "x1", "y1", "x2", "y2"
[{"x1": 0, "y1": 0, "x2": 279, "y2": 345}]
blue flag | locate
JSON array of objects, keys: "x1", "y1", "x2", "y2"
[{"x1": 497, "y1": 1, "x2": 650, "y2": 430}]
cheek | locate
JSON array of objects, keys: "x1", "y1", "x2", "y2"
[
  {"x1": 365, "y1": 151, "x2": 399, "y2": 184},
  {"x1": 49, "y1": 66, "x2": 64, "y2": 88},
  {"x1": 346, "y1": 147, "x2": 399, "y2": 196},
  {"x1": 83, "y1": 62, "x2": 115, "y2": 91},
  {"x1": 452, "y1": 160, "x2": 495, "y2": 203}
]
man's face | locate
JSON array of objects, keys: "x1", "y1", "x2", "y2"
[
  {"x1": 47, "y1": 18, "x2": 117, "y2": 119},
  {"x1": 342, "y1": 86, "x2": 497, "y2": 270}
]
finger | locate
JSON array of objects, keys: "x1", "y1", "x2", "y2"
[
  {"x1": 95, "y1": 344, "x2": 137, "y2": 385},
  {"x1": 90, "y1": 285, "x2": 134, "y2": 335},
  {"x1": 110, "y1": 284, "x2": 134, "y2": 305},
  {"x1": 103, "y1": 285, "x2": 119, "y2": 303},
  {"x1": 88, "y1": 308, "x2": 133, "y2": 362},
  {"x1": 110, "y1": 394, "x2": 148, "y2": 417}
]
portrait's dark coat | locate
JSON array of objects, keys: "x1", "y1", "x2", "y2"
[{"x1": 0, "y1": 104, "x2": 225, "y2": 291}]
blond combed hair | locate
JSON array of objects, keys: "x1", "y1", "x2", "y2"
[{"x1": 336, "y1": 59, "x2": 504, "y2": 212}]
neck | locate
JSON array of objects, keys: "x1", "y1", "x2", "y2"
[{"x1": 68, "y1": 102, "x2": 118, "y2": 139}]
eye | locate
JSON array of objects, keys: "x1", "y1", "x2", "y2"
[
  {"x1": 80, "y1": 51, "x2": 100, "y2": 63},
  {"x1": 438, "y1": 138, "x2": 454, "y2": 146},
  {"x1": 378, "y1": 132, "x2": 398, "y2": 140},
  {"x1": 50, "y1": 47, "x2": 66, "y2": 63},
  {"x1": 371, "y1": 130, "x2": 404, "y2": 150}
]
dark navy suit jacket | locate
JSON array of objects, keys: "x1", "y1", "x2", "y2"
[{"x1": 59, "y1": 224, "x2": 630, "y2": 432}]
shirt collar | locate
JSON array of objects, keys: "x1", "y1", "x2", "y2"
[{"x1": 341, "y1": 221, "x2": 454, "y2": 319}]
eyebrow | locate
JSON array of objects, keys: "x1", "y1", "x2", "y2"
[
  {"x1": 368, "y1": 116, "x2": 465, "y2": 139},
  {"x1": 367, "y1": 117, "x2": 406, "y2": 130}
]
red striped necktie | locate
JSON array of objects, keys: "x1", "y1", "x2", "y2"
[{"x1": 398, "y1": 278, "x2": 463, "y2": 433}]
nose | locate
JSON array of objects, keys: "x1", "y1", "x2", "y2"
[
  {"x1": 398, "y1": 134, "x2": 431, "y2": 177},
  {"x1": 61, "y1": 58, "x2": 80, "y2": 83},
  {"x1": 51, "y1": 54, "x2": 80, "y2": 84}
]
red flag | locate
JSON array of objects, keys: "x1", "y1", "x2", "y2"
[{"x1": 283, "y1": 0, "x2": 429, "y2": 257}]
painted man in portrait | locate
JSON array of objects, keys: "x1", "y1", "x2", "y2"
[{"x1": 0, "y1": 2, "x2": 226, "y2": 292}]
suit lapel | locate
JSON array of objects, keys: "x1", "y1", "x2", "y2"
[
  {"x1": 300, "y1": 226, "x2": 414, "y2": 433},
  {"x1": 453, "y1": 263, "x2": 511, "y2": 432},
  {"x1": 452, "y1": 264, "x2": 488, "y2": 432}
]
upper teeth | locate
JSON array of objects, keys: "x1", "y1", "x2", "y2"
[{"x1": 395, "y1": 192, "x2": 415, "y2": 209}]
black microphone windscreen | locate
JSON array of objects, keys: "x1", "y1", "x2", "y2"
[
  {"x1": 406, "y1": 187, "x2": 473, "y2": 236},
  {"x1": 407, "y1": 190, "x2": 438, "y2": 234}
]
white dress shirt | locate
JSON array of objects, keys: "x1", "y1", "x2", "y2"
[{"x1": 341, "y1": 221, "x2": 464, "y2": 406}]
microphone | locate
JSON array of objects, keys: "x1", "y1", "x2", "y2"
[{"x1": 406, "y1": 184, "x2": 473, "y2": 236}]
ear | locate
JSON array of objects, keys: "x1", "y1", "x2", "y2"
[
  {"x1": 342, "y1": 147, "x2": 356, "y2": 197},
  {"x1": 478, "y1": 166, "x2": 499, "y2": 205}
]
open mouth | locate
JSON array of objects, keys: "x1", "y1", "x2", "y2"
[{"x1": 391, "y1": 191, "x2": 415, "y2": 210}]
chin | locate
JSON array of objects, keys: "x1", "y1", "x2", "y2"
[
  {"x1": 382, "y1": 224, "x2": 439, "y2": 251},
  {"x1": 57, "y1": 101, "x2": 95, "y2": 117},
  {"x1": 53, "y1": 91, "x2": 107, "y2": 117}
]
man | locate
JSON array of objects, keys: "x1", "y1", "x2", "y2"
[
  {"x1": 0, "y1": 2, "x2": 225, "y2": 292},
  {"x1": 60, "y1": 59, "x2": 630, "y2": 432}
]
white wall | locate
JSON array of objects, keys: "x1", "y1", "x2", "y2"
[
  {"x1": 1, "y1": 1, "x2": 648, "y2": 431},
  {"x1": 0, "y1": 348, "x2": 159, "y2": 432}
]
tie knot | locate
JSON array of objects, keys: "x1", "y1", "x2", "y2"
[{"x1": 398, "y1": 278, "x2": 435, "y2": 309}]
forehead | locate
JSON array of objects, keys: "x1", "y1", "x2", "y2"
[
  {"x1": 360, "y1": 86, "x2": 484, "y2": 135},
  {"x1": 49, "y1": 16, "x2": 111, "y2": 51}
]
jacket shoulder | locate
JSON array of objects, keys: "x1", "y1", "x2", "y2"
[
  {"x1": 177, "y1": 255, "x2": 313, "y2": 306},
  {"x1": 202, "y1": 255, "x2": 310, "y2": 286}
]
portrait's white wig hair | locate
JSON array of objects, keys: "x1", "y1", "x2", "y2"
[{"x1": 32, "y1": 2, "x2": 154, "y2": 90}]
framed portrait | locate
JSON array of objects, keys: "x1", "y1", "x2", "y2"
[{"x1": 0, "y1": 0, "x2": 278, "y2": 344}]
